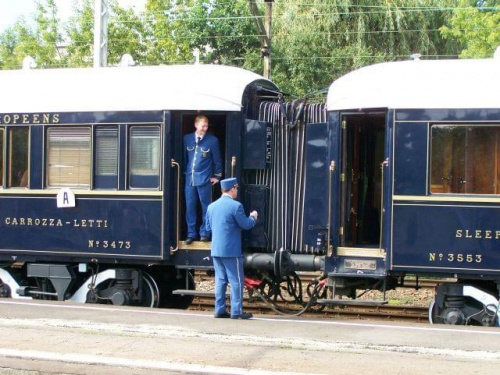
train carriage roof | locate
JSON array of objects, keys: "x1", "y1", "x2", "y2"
[
  {"x1": 327, "y1": 58, "x2": 500, "y2": 111},
  {"x1": 0, "y1": 64, "x2": 276, "y2": 113}
]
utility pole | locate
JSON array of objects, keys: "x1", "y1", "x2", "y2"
[
  {"x1": 94, "y1": 0, "x2": 109, "y2": 68},
  {"x1": 248, "y1": 0, "x2": 273, "y2": 79}
]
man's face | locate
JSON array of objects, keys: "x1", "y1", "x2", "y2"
[
  {"x1": 230, "y1": 185, "x2": 238, "y2": 198},
  {"x1": 195, "y1": 118, "x2": 209, "y2": 136}
]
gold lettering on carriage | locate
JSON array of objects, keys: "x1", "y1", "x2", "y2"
[
  {"x1": 426, "y1": 228, "x2": 490, "y2": 263},
  {"x1": 428, "y1": 252, "x2": 482, "y2": 263},
  {"x1": 456, "y1": 229, "x2": 500, "y2": 240},
  {"x1": 4, "y1": 217, "x2": 108, "y2": 228},
  {"x1": 0, "y1": 113, "x2": 60, "y2": 125},
  {"x1": 88, "y1": 240, "x2": 131, "y2": 249}
]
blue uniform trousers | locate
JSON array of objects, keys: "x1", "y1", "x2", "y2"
[
  {"x1": 185, "y1": 182, "x2": 212, "y2": 238},
  {"x1": 212, "y1": 256, "x2": 244, "y2": 317}
]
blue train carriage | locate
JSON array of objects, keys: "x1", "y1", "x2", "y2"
[
  {"x1": 307, "y1": 56, "x2": 500, "y2": 326},
  {"x1": 0, "y1": 64, "x2": 280, "y2": 308}
]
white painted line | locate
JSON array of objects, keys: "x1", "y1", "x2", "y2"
[
  {"x1": 1, "y1": 318, "x2": 499, "y2": 360},
  {"x1": 0, "y1": 348, "x2": 314, "y2": 375},
  {"x1": 253, "y1": 317, "x2": 500, "y2": 335},
  {"x1": 1, "y1": 299, "x2": 500, "y2": 336}
]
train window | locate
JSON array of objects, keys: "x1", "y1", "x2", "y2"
[
  {"x1": 47, "y1": 127, "x2": 91, "y2": 188},
  {"x1": 7, "y1": 127, "x2": 29, "y2": 188},
  {"x1": 95, "y1": 128, "x2": 118, "y2": 189},
  {"x1": 129, "y1": 126, "x2": 160, "y2": 189},
  {"x1": 0, "y1": 128, "x2": 3, "y2": 187},
  {"x1": 431, "y1": 125, "x2": 499, "y2": 194}
]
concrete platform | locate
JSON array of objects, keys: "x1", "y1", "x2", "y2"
[{"x1": 0, "y1": 299, "x2": 500, "y2": 374}]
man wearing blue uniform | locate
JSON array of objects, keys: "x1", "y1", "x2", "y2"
[
  {"x1": 183, "y1": 115, "x2": 223, "y2": 244},
  {"x1": 206, "y1": 178, "x2": 258, "y2": 319}
]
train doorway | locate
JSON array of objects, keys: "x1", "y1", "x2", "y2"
[
  {"x1": 339, "y1": 113, "x2": 386, "y2": 249},
  {"x1": 179, "y1": 113, "x2": 227, "y2": 243}
]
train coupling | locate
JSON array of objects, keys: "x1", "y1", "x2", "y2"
[
  {"x1": 245, "y1": 249, "x2": 324, "y2": 278},
  {"x1": 244, "y1": 277, "x2": 263, "y2": 291}
]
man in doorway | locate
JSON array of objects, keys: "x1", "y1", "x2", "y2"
[
  {"x1": 206, "y1": 177, "x2": 258, "y2": 319},
  {"x1": 183, "y1": 114, "x2": 223, "y2": 244}
]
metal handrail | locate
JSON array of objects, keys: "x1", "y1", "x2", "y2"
[
  {"x1": 327, "y1": 160, "x2": 336, "y2": 256},
  {"x1": 231, "y1": 156, "x2": 236, "y2": 177},
  {"x1": 170, "y1": 159, "x2": 180, "y2": 253},
  {"x1": 379, "y1": 158, "x2": 389, "y2": 255}
]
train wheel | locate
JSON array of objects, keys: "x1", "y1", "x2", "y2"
[
  {"x1": 429, "y1": 296, "x2": 468, "y2": 325},
  {"x1": 428, "y1": 298, "x2": 442, "y2": 324},
  {"x1": 429, "y1": 295, "x2": 496, "y2": 326},
  {"x1": 84, "y1": 269, "x2": 160, "y2": 307},
  {"x1": 140, "y1": 272, "x2": 160, "y2": 308},
  {"x1": 0, "y1": 277, "x2": 12, "y2": 298}
]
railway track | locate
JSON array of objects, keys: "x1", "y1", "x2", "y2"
[
  {"x1": 189, "y1": 272, "x2": 440, "y2": 323},
  {"x1": 189, "y1": 295, "x2": 430, "y2": 322}
]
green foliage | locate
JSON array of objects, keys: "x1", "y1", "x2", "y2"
[
  {"x1": 174, "y1": 0, "x2": 260, "y2": 66},
  {"x1": 108, "y1": 2, "x2": 148, "y2": 66},
  {"x1": 66, "y1": 0, "x2": 149, "y2": 67},
  {"x1": 65, "y1": 0, "x2": 94, "y2": 67},
  {"x1": 141, "y1": 0, "x2": 192, "y2": 64},
  {"x1": 0, "y1": 0, "x2": 482, "y2": 98},
  {"x1": 440, "y1": 0, "x2": 500, "y2": 58},
  {"x1": 270, "y1": 0, "x2": 459, "y2": 96},
  {"x1": 0, "y1": 23, "x2": 30, "y2": 69},
  {"x1": 0, "y1": 0, "x2": 63, "y2": 69}
]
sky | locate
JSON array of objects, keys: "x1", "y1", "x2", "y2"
[{"x1": 0, "y1": 0, "x2": 146, "y2": 32}]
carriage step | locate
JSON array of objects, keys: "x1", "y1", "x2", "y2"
[
  {"x1": 317, "y1": 299, "x2": 388, "y2": 306},
  {"x1": 179, "y1": 241, "x2": 211, "y2": 250},
  {"x1": 172, "y1": 289, "x2": 229, "y2": 298}
]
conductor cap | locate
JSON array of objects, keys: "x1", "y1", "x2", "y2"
[{"x1": 221, "y1": 178, "x2": 238, "y2": 190}]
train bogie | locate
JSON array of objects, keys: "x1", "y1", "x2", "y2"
[{"x1": 428, "y1": 282, "x2": 500, "y2": 326}]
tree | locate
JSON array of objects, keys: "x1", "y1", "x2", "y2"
[
  {"x1": 440, "y1": 0, "x2": 500, "y2": 58},
  {"x1": 174, "y1": 0, "x2": 261, "y2": 66},
  {"x1": 65, "y1": 0, "x2": 94, "y2": 67},
  {"x1": 0, "y1": 0, "x2": 63, "y2": 69},
  {"x1": 66, "y1": 0, "x2": 148, "y2": 67},
  {"x1": 33, "y1": 0, "x2": 64, "y2": 66},
  {"x1": 141, "y1": 0, "x2": 193, "y2": 64},
  {"x1": 0, "y1": 23, "x2": 31, "y2": 69},
  {"x1": 108, "y1": 2, "x2": 148, "y2": 66},
  {"x1": 268, "y1": 0, "x2": 459, "y2": 96}
]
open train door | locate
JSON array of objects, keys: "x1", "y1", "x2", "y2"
[
  {"x1": 338, "y1": 112, "x2": 388, "y2": 258},
  {"x1": 302, "y1": 121, "x2": 337, "y2": 254}
]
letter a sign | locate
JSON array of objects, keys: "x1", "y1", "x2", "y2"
[{"x1": 57, "y1": 188, "x2": 76, "y2": 208}]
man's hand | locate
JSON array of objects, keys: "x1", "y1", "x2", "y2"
[
  {"x1": 210, "y1": 177, "x2": 219, "y2": 185},
  {"x1": 250, "y1": 211, "x2": 258, "y2": 221}
]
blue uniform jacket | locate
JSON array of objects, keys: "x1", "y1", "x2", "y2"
[
  {"x1": 183, "y1": 132, "x2": 222, "y2": 186},
  {"x1": 206, "y1": 195, "x2": 256, "y2": 257}
]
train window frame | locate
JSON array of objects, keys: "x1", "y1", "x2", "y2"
[
  {"x1": 7, "y1": 126, "x2": 30, "y2": 189},
  {"x1": 430, "y1": 123, "x2": 500, "y2": 195},
  {"x1": 128, "y1": 125, "x2": 161, "y2": 190},
  {"x1": 94, "y1": 127, "x2": 119, "y2": 190},
  {"x1": 46, "y1": 126, "x2": 92, "y2": 189}
]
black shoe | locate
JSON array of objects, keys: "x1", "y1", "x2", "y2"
[
  {"x1": 200, "y1": 237, "x2": 210, "y2": 242},
  {"x1": 214, "y1": 312, "x2": 230, "y2": 319},
  {"x1": 185, "y1": 237, "x2": 194, "y2": 245},
  {"x1": 231, "y1": 312, "x2": 253, "y2": 320}
]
